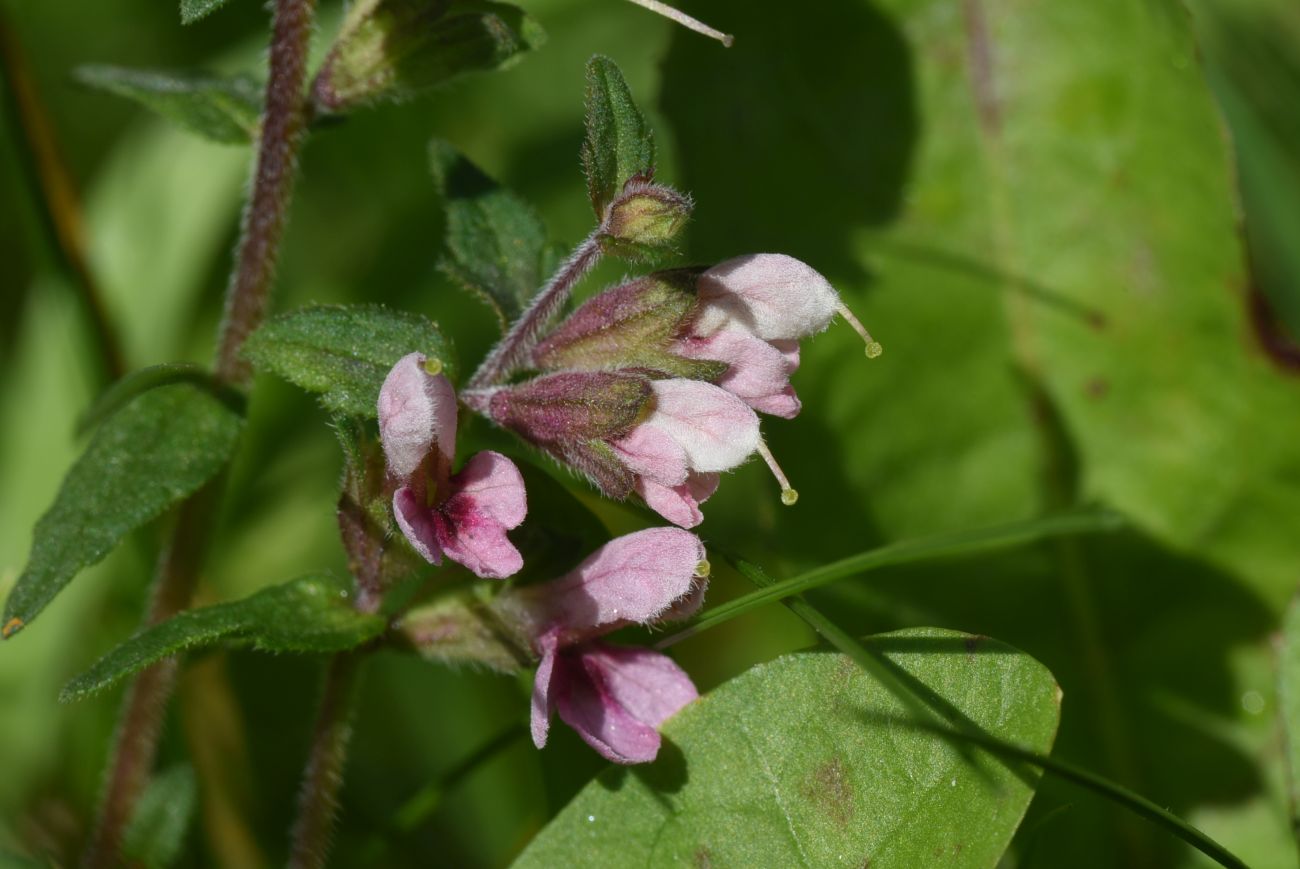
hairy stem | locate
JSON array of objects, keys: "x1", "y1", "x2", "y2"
[
  {"x1": 82, "y1": 0, "x2": 317, "y2": 862},
  {"x1": 467, "y1": 230, "x2": 603, "y2": 388},
  {"x1": 0, "y1": 13, "x2": 125, "y2": 383},
  {"x1": 215, "y1": 0, "x2": 317, "y2": 388},
  {"x1": 288, "y1": 653, "x2": 364, "y2": 869}
]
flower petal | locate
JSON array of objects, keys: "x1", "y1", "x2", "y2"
[
  {"x1": 677, "y1": 328, "x2": 801, "y2": 419},
  {"x1": 378, "y1": 352, "x2": 457, "y2": 481},
  {"x1": 392, "y1": 486, "x2": 444, "y2": 565},
  {"x1": 636, "y1": 478, "x2": 704, "y2": 528},
  {"x1": 435, "y1": 505, "x2": 523, "y2": 579},
  {"x1": 452, "y1": 451, "x2": 528, "y2": 529},
  {"x1": 531, "y1": 629, "x2": 562, "y2": 749},
  {"x1": 644, "y1": 379, "x2": 759, "y2": 473},
  {"x1": 555, "y1": 643, "x2": 698, "y2": 764},
  {"x1": 694, "y1": 253, "x2": 840, "y2": 341},
  {"x1": 610, "y1": 423, "x2": 690, "y2": 486}
]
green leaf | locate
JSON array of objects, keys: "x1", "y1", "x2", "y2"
[
  {"x1": 61, "y1": 575, "x2": 385, "y2": 702},
  {"x1": 76, "y1": 362, "x2": 228, "y2": 435},
  {"x1": 74, "y1": 65, "x2": 261, "y2": 144},
  {"x1": 180, "y1": 0, "x2": 234, "y2": 25},
  {"x1": 313, "y1": 0, "x2": 545, "y2": 113},
  {"x1": 429, "y1": 140, "x2": 559, "y2": 330},
  {"x1": 514, "y1": 628, "x2": 1060, "y2": 868},
  {"x1": 3, "y1": 383, "x2": 243, "y2": 637},
  {"x1": 122, "y1": 764, "x2": 197, "y2": 869},
  {"x1": 581, "y1": 55, "x2": 655, "y2": 218},
  {"x1": 242, "y1": 304, "x2": 456, "y2": 417}
]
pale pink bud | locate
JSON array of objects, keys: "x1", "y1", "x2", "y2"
[
  {"x1": 692, "y1": 253, "x2": 840, "y2": 341},
  {"x1": 378, "y1": 352, "x2": 458, "y2": 480}
]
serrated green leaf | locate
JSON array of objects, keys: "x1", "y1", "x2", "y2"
[
  {"x1": 61, "y1": 575, "x2": 385, "y2": 702},
  {"x1": 429, "y1": 140, "x2": 556, "y2": 330},
  {"x1": 75, "y1": 66, "x2": 261, "y2": 144},
  {"x1": 581, "y1": 55, "x2": 655, "y2": 219},
  {"x1": 242, "y1": 304, "x2": 456, "y2": 417},
  {"x1": 514, "y1": 628, "x2": 1059, "y2": 868},
  {"x1": 180, "y1": 0, "x2": 233, "y2": 25},
  {"x1": 122, "y1": 764, "x2": 197, "y2": 869},
  {"x1": 3, "y1": 383, "x2": 243, "y2": 637},
  {"x1": 313, "y1": 0, "x2": 545, "y2": 113}
]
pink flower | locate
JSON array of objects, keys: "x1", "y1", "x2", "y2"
[
  {"x1": 609, "y1": 379, "x2": 757, "y2": 528},
  {"x1": 675, "y1": 253, "x2": 880, "y2": 419},
  {"x1": 497, "y1": 527, "x2": 708, "y2": 764},
  {"x1": 379, "y1": 353, "x2": 527, "y2": 579}
]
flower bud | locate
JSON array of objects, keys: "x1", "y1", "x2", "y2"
[
  {"x1": 531, "y1": 271, "x2": 723, "y2": 380},
  {"x1": 312, "y1": 0, "x2": 544, "y2": 114},
  {"x1": 599, "y1": 182, "x2": 692, "y2": 260},
  {"x1": 487, "y1": 371, "x2": 651, "y2": 445}
]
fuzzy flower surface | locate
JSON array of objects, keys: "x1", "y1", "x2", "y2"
[
  {"x1": 379, "y1": 352, "x2": 527, "y2": 579},
  {"x1": 496, "y1": 527, "x2": 707, "y2": 763}
]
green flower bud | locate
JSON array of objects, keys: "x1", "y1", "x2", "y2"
[
  {"x1": 312, "y1": 0, "x2": 544, "y2": 114},
  {"x1": 599, "y1": 182, "x2": 692, "y2": 260}
]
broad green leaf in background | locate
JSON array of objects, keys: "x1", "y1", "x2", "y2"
[
  {"x1": 663, "y1": 0, "x2": 1300, "y2": 600},
  {"x1": 180, "y1": 0, "x2": 235, "y2": 25},
  {"x1": 242, "y1": 304, "x2": 456, "y2": 417},
  {"x1": 2, "y1": 383, "x2": 243, "y2": 637},
  {"x1": 581, "y1": 55, "x2": 655, "y2": 219},
  {"x1": 514, "y1": 628, "x2": 1060, "y2": 868},
  {"x1": 1281, "y1": 595, "x2": 1300, "y2": 843},
  {"x1": 61, "y1": 575, "x2": 386, "y2": 702},
  {"x1": 121, "y1": 764, "x2": 198, "y2": 869},
  {"x1": 311, "y1": 0, "x2": 545, "y2": 113},
  {"x1": 429, "y1": 139, "x2": 562, "y2": 331},
  {"x1": 74, "y1": 65, "x2": 261, "y2": 145}
]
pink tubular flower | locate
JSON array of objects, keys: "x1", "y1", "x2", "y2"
[
  {"x1": 379, "y1": 352, "x2": 527, "y2": 579},
  {"x1": 675, "y1": 253, "x2": 880, "y2": 419},
  {"x1": 496, "y1": 527, "x2": 708, "y2": 764},
  {"x1": 610, "y1": 379, "x2": 756, "y2": 528}
]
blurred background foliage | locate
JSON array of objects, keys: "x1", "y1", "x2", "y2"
[{"x1": 2, "y1": 0, "x2": 1299, "y2": 866}]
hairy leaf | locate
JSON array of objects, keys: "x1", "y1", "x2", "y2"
[
  {"x1": 3, "y1": 384, "x2": 243, "y2": 637},
  {"x1": 581, "y1": 55, "x2": 655, "y2": 219},
  {"x1": 75, "y1": 65, "x2": 261, "y2": 144},
  {"x1": 61, "y1": 575, "x2": 385, "y2": 702},
  {"x1": 515, "y1": 628, "x2": 1059, "y2": 867},
  {"x1": 242, "y1": 304, "x2": 456, "y2": 416},
  {"x1": 313, "y1": 0, "x2": 545, "y2": 112},
  {"x1": 429, "y1": 140, "x2": 560, "y2": 330},
  {"x1": 76, "y1": 362, "x2": 226, "y2": 435},
  {"x1": 122, "y1": 765, "x2": 197, "y2": 869}
]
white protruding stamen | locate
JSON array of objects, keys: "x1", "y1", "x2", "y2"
[
  {"x1": 756, "y1": 439, "x2": 798, "y2": 506},
  {"x1": 622, "y1": 0, "x2": 734, "y2": 46},
  {"x1": 836, "y1": 303, "x2": 883, "y2": 358}
]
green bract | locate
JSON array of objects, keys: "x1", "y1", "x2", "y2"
[
  {"x1": 581, "y1": 55, "x2": 656, "y2": 219},
  {"x1": 242, "y1": 304, "x2": 456, "y2": 417},
  {"x1": 61, "y1": 575, "x2": 386, "y2": 702}
]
